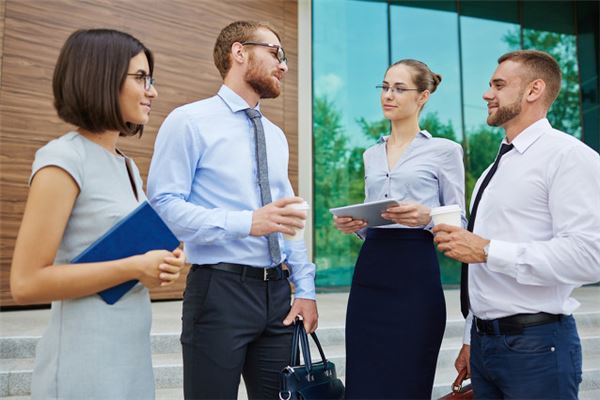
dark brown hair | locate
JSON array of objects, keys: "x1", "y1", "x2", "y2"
[
  {"x1": 387, "y1": 59, "x2": 442, "y2": 94},
  {"x1": 213, "y1": 20, "x2": 281, "y2": 79},
  {"x1": 498, "y1": 50, "x2": 561, "y2": 107},
  {"x1": 53, "y1": 29, "x2": 154, "y2": 137}
]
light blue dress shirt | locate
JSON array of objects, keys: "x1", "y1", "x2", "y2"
[
  {"x1": 147, "y1": 85, "x2": 315, "y2": 299},
  {"x1": 363, "y1": 130, "x2": 467, "y2": 230}
]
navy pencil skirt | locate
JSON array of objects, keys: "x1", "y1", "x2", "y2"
[{"x1": 345, "y1": 228, "x2": 446, "y2": 399}]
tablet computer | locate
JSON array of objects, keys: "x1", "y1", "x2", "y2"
[{"x1": 329, "y1": 199, "x2": 400, "y2": 227}]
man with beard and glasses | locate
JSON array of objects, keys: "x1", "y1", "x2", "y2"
[
  {"x1": 433, "y1": 50, "x2": 600, "y2": 399},
  {"x1": 147, "y1": 21, "x2": 318, "y2": 399}
]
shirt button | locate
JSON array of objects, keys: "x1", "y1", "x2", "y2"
[
  {"x1": 384, "y1": 194, "x2": 388, "y2": 198},
  {"x1": 386, "y1": 173, "x2": 389, "y2": 178}
]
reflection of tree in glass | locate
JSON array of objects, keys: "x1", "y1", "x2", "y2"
[
  {"x1": 313, "y1": 97, "x2": 365, "y2": 283},
  {"x1": 503, "y1": 28, "x2": 582, "y2": 138},
  {"x1": 467, "y1": 126, "x2": 504, "y2": 179}
]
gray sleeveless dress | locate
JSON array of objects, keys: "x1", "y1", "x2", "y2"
[{"x1": 30, "y1": 132, "x2": 155, "y2": 400}]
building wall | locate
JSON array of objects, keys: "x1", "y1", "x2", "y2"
[{"x1": 0, "y1": 0, "x2": 299, "y2": 307}]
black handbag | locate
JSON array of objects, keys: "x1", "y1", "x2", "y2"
[{"x1": 279, "y1": 321, "x2": 345, "y2": 400}]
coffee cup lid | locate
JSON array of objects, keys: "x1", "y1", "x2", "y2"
[{"x1": 429, "y1": 204, "x2": 461, "y2": 216}]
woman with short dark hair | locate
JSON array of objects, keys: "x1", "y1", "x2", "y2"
[{"x1": 10, "y1": 29, "x2": 185, "y2": 399}]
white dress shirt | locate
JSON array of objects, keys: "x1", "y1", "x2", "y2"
[{"x1": 464, "y1": 118, "x2": 600, "y2": 343}]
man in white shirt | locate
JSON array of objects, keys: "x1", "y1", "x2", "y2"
[{"x1": 433, "y1": 50, "x2": 600, "y2": 398}]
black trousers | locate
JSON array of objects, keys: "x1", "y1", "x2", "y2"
[{"x1": 181, "y1": 265, "x2": 293, "y2": 400}]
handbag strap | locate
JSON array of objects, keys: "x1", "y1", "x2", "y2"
[
  {"x1": 298, "y1": 323, "x2": 313, "y2": 371},
  {"x1": 309, "y1": 331, "x2": 328, "y2": 365},
  {"x1": 289, "y1": 320, "x2": 330, "y2": 373}
]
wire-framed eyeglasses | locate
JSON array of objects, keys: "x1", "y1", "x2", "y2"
[
  {"x1": 127, "y1": 74, "x2": 156, "y2": 91},
  {"x1": 376, "y1": 84, "x2": 420, "y2": 96},
  {"x1": 242, "y1": 41, "x2": 287, "y2": 65}
]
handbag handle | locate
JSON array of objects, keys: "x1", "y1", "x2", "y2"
[
  {"x1": 289, "y1": 320, "x2": 329, "y2": 374},
  {"x1": 452, "y1": 368, "x2": 469, "y2": 393}
]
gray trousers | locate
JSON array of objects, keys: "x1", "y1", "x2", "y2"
[{"x1": 181, "y1": 265, "x2": 293, "y2": 399}]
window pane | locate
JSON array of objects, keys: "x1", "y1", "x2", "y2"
[
  {"x1": 391, "y1": 2, "x2": 463, "y2": 142},
  {"x1": 576, "y1": 0, "x2": 600, "y2": 149},
  {"x1": 313, "y1": 0, "x2": 389, "y2": 287},
  {"x1": 522, "y1": 1, "x2": 582, "y2": 138},
  {"x1": 459, "y1": 3, "x2": 519, "y2": 214},
  {"x1": 390, "y1": 2, "x2": 463, "y2": 285}
]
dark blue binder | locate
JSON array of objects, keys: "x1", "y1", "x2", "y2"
[{"x1": 71, "y1": 201, "x2": 180, "y2": 305}]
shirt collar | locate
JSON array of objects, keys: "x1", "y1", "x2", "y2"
[
  {"x1": 217, "y1": 84, "x2": 261, "y2": 113},
  {"x1": 504, "y1": 118, "x2": 550, "y2": 154},
  {"x1": 377, "y1": 130, "x2": 431, "y2": 144}
]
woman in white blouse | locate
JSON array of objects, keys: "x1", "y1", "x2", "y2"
[{"x1": 334, "y1": 59, "x2": 466, "y2": 399}]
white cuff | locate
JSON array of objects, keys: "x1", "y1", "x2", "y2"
[
  {"x1": 486, "y1": 239, "x2": 520, "y2": 278},
  {"x1": 463, "y1": 312, "x2": 473, "y2": 345}
]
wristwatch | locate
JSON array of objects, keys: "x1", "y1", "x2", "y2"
[{"x1": 483, "y1": 242, "x2": 490, "y2": 261}]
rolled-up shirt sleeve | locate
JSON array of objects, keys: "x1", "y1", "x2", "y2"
[{"x1": 147, "y1": 109, "x2": 253, "y2": 243}]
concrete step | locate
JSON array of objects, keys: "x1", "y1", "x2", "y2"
[
  {"x1": 4, "y1": 368, "x2": 598, "y2": 400},
  {"x1": 1, "y1": 287, "x2": 597, "y2": 398},
  {"x1": 2, "y1": 336, "x2": 599, "y2": 397},
  {"x1": 4, "y1": 312, "x2": 598, "y2": 359}
]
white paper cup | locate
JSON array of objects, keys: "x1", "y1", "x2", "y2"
[
  {"x1": 283, "y1": 201, "x2": 310, "y2": 241},
  {"x1": 429, "y1": 204, "x2": 462, "y2": 227}
]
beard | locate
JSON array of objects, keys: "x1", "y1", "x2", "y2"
[
  {"x1": 245, "y1": 54, "x2": 281, "y2": 99},
  {"x1": 487, "y1": 90, "x2": 524, "y2": 127}
]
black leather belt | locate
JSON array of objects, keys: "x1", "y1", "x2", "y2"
[
  {"x1": 475, "y1": 312, "x2": 562, "y2": 335},
  {"x1": 192, "y1": 263, "x2": 289, "y2": 281}
]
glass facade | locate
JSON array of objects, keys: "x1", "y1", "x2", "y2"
[{"x1": 312, "y1": 0, "x2": 599, "y2": 289}]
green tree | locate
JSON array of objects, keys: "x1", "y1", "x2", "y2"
[
  {"x1": 467, "y1": 126, "x2": 504, "y2": 179},
  {"x1": 313, "y1": 96, "x2": 364, "y2": 284},
  {"x1": 420, "y1": 112, "x2": 458, "y2": 142}
]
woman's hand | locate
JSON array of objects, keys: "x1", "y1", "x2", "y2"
[
  {"x1": 333, "y1": 215, "x2": 367, "y2": 234},
  {"x1": 381, "y1": 202, "x2": 431, "y2": 227},
  {"x1": 135, "y1": 248, "x2": 184, "y2": 288},
  {"x1": 159, "y1": 248, "x2": 185, "y2": 286}
]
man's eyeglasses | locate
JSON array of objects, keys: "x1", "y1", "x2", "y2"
[
  {"x1": 376, "y1": 85, "x2": 420, "y2": 96},
  {"x1": 127, "y1": 74, "x2": 155, "y2": 91},
  {"x1": 241, "y1": 41, "x2": 287, "y2": 65}
]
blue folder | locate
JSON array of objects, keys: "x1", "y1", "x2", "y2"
[{"x1": 71, "y1": 201, "x2": 180, "y2": 305}]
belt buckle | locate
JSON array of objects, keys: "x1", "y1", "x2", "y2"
[{"x1": 263, "y1": 268, "x2": 269, "y2": 281}]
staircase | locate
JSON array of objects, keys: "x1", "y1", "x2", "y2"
[{"x1": 1, "y1": 287, "x2": 598, "y2": 399}]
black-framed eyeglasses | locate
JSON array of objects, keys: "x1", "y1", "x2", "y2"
[
  {"x1": 376, "y1": 84, "x2": 420, "y2": 96},
  {"x1": 241, "y1": 41, "x2": 287, "y2": 65},
  {"x1": 127, "y1": 74, "x2": 155, "y2": 91}
]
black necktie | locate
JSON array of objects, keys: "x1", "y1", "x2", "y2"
[
  {"x1": 460, "y1": 143, "x2": 514, "y2": 318},
  {"x1": 244, "y1": 108, "x2": 281, "y2": 265}
]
